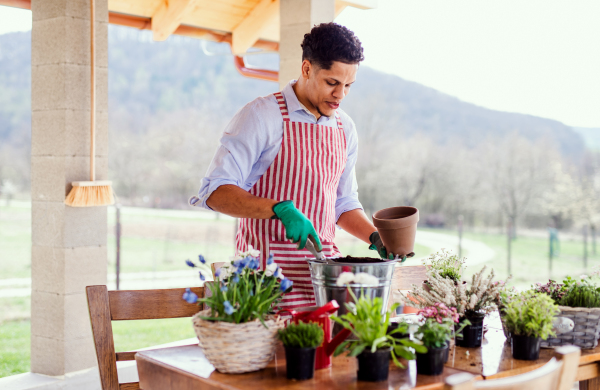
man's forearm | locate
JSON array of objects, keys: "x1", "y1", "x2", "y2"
[
  {"x1": 206, "y1": 184, "x2": 278, "y2": 219},
  {"x1": 337, "y1": 209, "x2": 376, "y2": 244}
]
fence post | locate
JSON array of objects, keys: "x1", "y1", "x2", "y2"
[
  {"x1": 458, "y1": 214, "x2": 464, "y2": 258},
  {"x1": 507, "y1": 220, "x2": 512, "y2": 275},
  {"x1": 584, "y1": 224, "x2": 589, "y2": 270},
  {"x1": 116, "y1": 203, "x2": 121, "y2": 291}
]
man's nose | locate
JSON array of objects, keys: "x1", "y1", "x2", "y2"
[{"x1": 332, "y1": 85, "x2": 345, "y2": 100}]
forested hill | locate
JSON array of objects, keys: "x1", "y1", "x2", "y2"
[{"x1": 0, "y1": 26, "x2": 585, "y2": 157}]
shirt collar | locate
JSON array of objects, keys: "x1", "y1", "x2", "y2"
[{"x1": 281, "y1": 80, "x2": 333, "y2": 121}]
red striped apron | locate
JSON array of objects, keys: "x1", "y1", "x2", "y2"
[{"x1": 235, "y1": 91, "x2": 347, "y2": 309}]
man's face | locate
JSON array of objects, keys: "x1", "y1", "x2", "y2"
[{"x1": 303, "y1": 60, "x2": 358, "y2": 118}]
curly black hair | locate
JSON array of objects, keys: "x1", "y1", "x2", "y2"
[{"x1": 301, "y1": 22, "x2": 364, "y2": 70}]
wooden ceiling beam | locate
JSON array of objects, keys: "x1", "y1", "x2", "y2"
[
  {"x1": 335, "y1": 0, "x2": 377, "y2": 17},
  {"x1": 152, "y1": 0, "x2": 201, "y2": 41},
  {"x1": 231, "y1": 0, "x2": 278, "y2": 55}
]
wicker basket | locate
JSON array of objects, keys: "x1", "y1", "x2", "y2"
[
  {"x1": 192, "y1": 309, "x2": 285, "y2": 374},
  {"x1": 541, "y1": 306, "x2": 600, "y2": 349}
]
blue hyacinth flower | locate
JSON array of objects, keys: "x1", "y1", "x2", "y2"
[
  {"x1": 198, "y1": 255, "x2": 206, "y2": 264},
  {"x1": 215, "y1": 268, "x2": 221, "y2": 277},
  {"x1": 220, "y1": 284, "x2": 228, "y2": 292},
  {"x1": 266, "y1": 253, "x2": 274, "y2": 265},
  {"x1": 280, "y1": 278, "x2": 293, "y2": 292},
  {"x1": 182, "y1": 288, "x2": 198, "y2": 304},
  {"x1": 233, "y1": 258, "x2": 248, "y2": 269},
  {"x1": 185, "y1": 259, "x2": 195, "y2": 268},
  {"x1": 199, "y1": 271, "x2": 205, "y2": 281},
  {"x1": 232, "y1": 273, "x2": 240, "y2": 283},
  {"x1": 223, "y1": 300, "x2": 235, "y2": 315},
  {"x1": 248, "y1": 258, "x2": 259, "y2": 270}
]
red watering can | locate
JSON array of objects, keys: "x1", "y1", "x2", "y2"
[{"x1": 279, "y1": 300, "x2": 352, "y2": 369}]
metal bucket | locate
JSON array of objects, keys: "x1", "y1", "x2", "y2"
[{"x1": 308, "y1": 258, "x2": 399, "y2": 334}]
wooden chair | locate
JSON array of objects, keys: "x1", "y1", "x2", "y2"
[
  {"x1": 86, "y1": 285, "x2": 204, "y2": 390},
  {"x1": 211, "y1": 261, "x2": 226, "y2": 279},
  {"x1": 389, "y1": 264, "x2": 427, "y2": 312},
  {"x1": 443, "y1": 345, "x2": 581, "y2": 390}
]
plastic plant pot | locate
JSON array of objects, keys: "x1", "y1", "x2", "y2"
[
  {"x1": 387, "y1": 323, "x2": 410, "y2": 341},
  {"x1": 456, "y1": 314, "x2": 485, "y2": 348},
  {"x1": 285, "y1": 346, "x2": 316, "y2": 380},
  {"x1": 416, "y1": 343, "x2": 447, "y2": 376},
  {"x1": 511, "y1": 334, "x2": 542, "y2": 361},
  {"x1": 356, "y1": 347, "x2": 391, "y2": 382}
]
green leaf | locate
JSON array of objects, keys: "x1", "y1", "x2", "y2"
[
  {"x1": 349, "y1": 344, "x2": 366, "y2": 357},
  {"x1": 333, "y1": 340, "x2": 351, "y2": 357}
]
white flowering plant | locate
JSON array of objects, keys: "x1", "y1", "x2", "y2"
[
  {"x1": 401, "y1": 265, "x2": 508, "y2": 318},
  {"x1": 423, "y1": 249, "x2": 466, "y2": 282},
  {"x1": 182, "y1": 247, "x2": 293, "y2": 325},
  {"x1": 332, "y1": 272, "x2": 426, "y2": 367}
]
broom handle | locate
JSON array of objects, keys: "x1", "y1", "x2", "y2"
[{"x1": 90, "y1": 0, "x2": 96, "y2": 181}]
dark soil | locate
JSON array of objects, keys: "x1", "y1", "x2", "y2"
[{"x1": 330, "y1": 256, "x2": 391, "y2": 264}]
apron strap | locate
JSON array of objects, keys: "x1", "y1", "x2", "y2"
[
  {"x1": 273, "y1": 92, "x2": 290, "y2": 122},
  {"x1": 335, "y1": 111, "x2": 344, "y2": 131}
]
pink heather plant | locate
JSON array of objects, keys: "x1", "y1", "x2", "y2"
[{"x1": 418, "y1": 303, "x2": 459, "y2": 324}]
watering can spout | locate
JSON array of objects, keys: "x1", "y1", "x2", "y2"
[{"x1": 324, "y1": 327, "x2": 352, "y2": 357}]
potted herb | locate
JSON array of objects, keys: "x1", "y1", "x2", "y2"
[
  {"x1": 503, "y1": 291, "x2": 559, "y2": 360},
  {"x1": 414, "y1": 318, "x2": 466, "y2": 375},
  {"x1": 418, "y1": 303, "x2": 460, "y2": 362},
  {"x1": 402, "y1": 265, "x2": 508, "y2": 348},
  {"x1": 278, "y1": 321, "x2": 324, "y2": 380},
  {"x1": 333, "y1": 272, "x2": 426, "y2": 382},
  {"x1": 536, "y1": 274, "x2": 600, "y2": 349},
  {"x1": 182, "y1": 248, "x2": 294, "y2": 373}
]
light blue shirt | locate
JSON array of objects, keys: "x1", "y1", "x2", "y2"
[{"x1": 190, "y1": 80, "x2": 363, "y2": 222}]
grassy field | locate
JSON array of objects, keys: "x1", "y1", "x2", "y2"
[
  {"x1": 421, "y1": 227, "x2": 600, "y2": 289},
  {"x1": 1, "y1": 200, "x2": 599, "y2": 378}
]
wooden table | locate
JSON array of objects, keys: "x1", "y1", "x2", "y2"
[
  {"x1": 136, "y1": 344, "x2": 470, "y2": 390},
  {"x1": 135, "y1": 314, "x2": 600, "y2": 389}
]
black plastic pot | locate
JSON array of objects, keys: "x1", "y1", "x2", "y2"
[
  {"x1": 512, "y1": 334, "x2": 542, "y2": 361},
  {"x1": 387, "y1": 323, "x2": 410, "y2": 341},
  {"x1": 456, "y1": 315, "x2": 485, "y2": 348},
  {"x1": 443, "y1": 344, "x2": 449, "y2": 363},
  {"x1": 357, "y1": 347, "x2": 391, "y2": 382},
  {"x1": 416, "y1": 343, "x2": 447, "y2": 376},
  {"x1": 285, "y1": 346, "x2": 316, "y2": 380}
]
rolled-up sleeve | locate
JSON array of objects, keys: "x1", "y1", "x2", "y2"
[
  {"x1": 190, "y1": 100, "x2": 275, "y2": 210},
  {"x1": 335, "y1": 117, "x2": 363, "y2": 222}
]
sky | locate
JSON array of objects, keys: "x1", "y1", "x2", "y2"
[{"x1": 1, "y1": 1, "x2": 599, "y2": 128}]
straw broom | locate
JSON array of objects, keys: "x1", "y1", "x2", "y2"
[{"x1": 65, "y1": 0, "x2": 114, "y2": 207}]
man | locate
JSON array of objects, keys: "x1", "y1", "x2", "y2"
[{"x1": 190, "y1": 23, "x2": 394, "y2": 309}]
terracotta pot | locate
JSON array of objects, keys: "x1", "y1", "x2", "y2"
[{"x1": 372, "y1": 207, "x2": 419, "y2": 257}]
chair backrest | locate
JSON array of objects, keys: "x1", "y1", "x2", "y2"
[
  {"x1": 211, "y1": 261, "x2": 226, "y2": 279},
  {"x1": 389, "y1": 264, "x2": 427, "y2": 311},
  {"x1": 443, "y1": 345, "x2": 581, "y2": 390},
  {"x1": 86, "y1": 285, "x2": 204, "y2": 390}
]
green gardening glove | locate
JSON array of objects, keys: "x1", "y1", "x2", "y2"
[
  {"x1": 369, "y1": 231, "x2": 407, "y2": 261},
  {"x1": 273, "y1": 200, "x2": 322, "y2": 251}
]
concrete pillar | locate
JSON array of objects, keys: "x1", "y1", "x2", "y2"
[
  {"x1": 279, "y1": 0, "x2": 335, "y2": 90},
  {"x1": 30, "y1": 0, "x2": 109, "y2": 376}
]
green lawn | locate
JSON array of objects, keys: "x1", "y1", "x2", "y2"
[
  {"x1": 421, "y1": 228, "x2": 600, "y2": 289},
  {"x1": 0, "y1": 320, "x2": 30, "y2": 378},
  {"x1": 0, "y1": 317, "x2": 196, "y2": 378}
]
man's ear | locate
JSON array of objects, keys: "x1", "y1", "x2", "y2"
[{"x1": 301, "y1": 59, "x2": 312, "y2": 80}]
